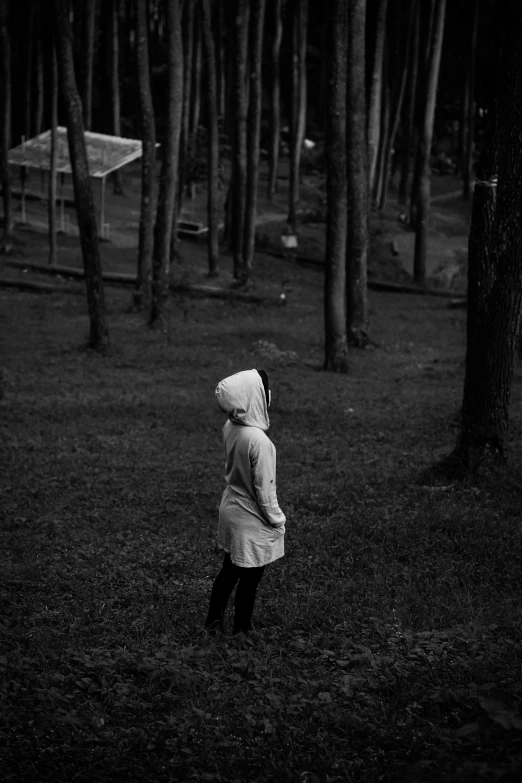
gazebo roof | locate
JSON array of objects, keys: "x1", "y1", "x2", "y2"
[{"x1": 8, "y1": 128, "x2": 143, "y2": 178}]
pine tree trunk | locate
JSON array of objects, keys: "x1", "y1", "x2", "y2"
[
  {"x1": 378, "y1": 0, "x2": 416, "y2": 211},
  {"x1": 35, "y1": 26, "x2": 44, "y2": 136},
  {"x1": 190, "y1": 10, "x2": 202, "y2": 135},
  {"x1": 368, "y1": 0, "x2": 389, "y2": 197},
  {"x1": 346, "y1": 0, "x2": 369, "y2": 346},
  {"x1": 242, "y1": 0, "x2": 266, "y2": 274},
  {"x1": 24, "y1": 3, "x2": 35, "y2": 141},
  {"x1": 150, "y1": 0, "x2": 183, "y2": 327},
  {"x1": 0, "y1": 0, "x2": 12, "y2": 239},
  {"x1": 79, "y1": 0, "x2": 96, "y2": 130},
  {"x1": 462, "y1": 0, "x2": 478, "y2": 201},
  {"x1": 216, "y1": 0, "x2": 226, "y2": 118},
  {"x1": 398, "y1": 2, "x2": 419, "y2": 205},
  {"x1": 179, "y1": 0, "x2": 195, "y2": 213},
  {"x1": 412, "y1": 0, "x2": 446, "y2": 285},
  {"x1": 230, "y1": 0, "x2": 250, "y2": 278},
  {"x1": 200, "y1": 0, "x2": 220, "y2": 277},
  {"x1": 373, "y1": 46, "x2": 390, "y2": 207},
  {"x1": 51, "y1": 0, "x2": 109, "y2": 350},
  {"x1": 48, "y1": 41, "x2": 58, "y2": 266},
  {"x1": 324, "y1": 0, "x2": 348, "y2": 373},
  {"x1": 267, "y1": 0, "x2": 283, "y2": 201},
  {"x1": 134, "y1": 0, "x2": 156, "y2": 306},
  {"x1": 110, "y1": 0, "x2": 123, "y2": 194},
  {"x1": 287, "y1": 0, "x2": 307, "y2": 229},
  {"x1": 434, "y1": 2, "x2": 522, "y2": 476}
]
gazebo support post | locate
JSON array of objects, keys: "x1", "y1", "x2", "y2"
[
  {"x1": 60, "y1": 172, "x2": 65, "y2": 232},
  {"x1": 100, "y1": 175, "x2": 106, "y2": 239}
]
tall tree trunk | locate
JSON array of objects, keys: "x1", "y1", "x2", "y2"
[
  {"x1": 110, "y1": 0, "x2": 123, "y2": 194},
  {"x1": 134, "y1": 0, "x2": 156, "y2": 307},
  {"x1": 243, "y1": 0, "x2": 266, "y2": 274},
  {"x1": 324, "y1": 0, "x2": 348, "y2": 373},
  {"x1": 428, "y1": 2, "x2": 522, "y2": 478},
  {"x1": 48, "y1": 40, "x2": 58, "y2": 266},
  {"x1": 412, "y1": 0, "x2": 446, "y2": 285},
  {"x1": 0, "y1": 0, "x2": 12, "y2": 239},
  {"x1": 79, "y1": 0, "x2": 96, "y2": 130},
  {"x1": 287, "y1": 0, "x2": 307, "y2": 229},
  {"x1": 373, "y1": 44, "x2": 390, "y2": 207},
  {"x1": 179, "y1": 0, "x2": 195, "y2": 213},
  {"x1": 216, "y1": 0, "x2": 226, "y2": 118},
  {"x1": 267, "y1": 0, "x2": 283, "y2": 201},
  {"x1": 150, "y1": 0, "x2": 183, "y2": 327},
  {"x1": 368, "y1": 0, "x2": 389, "y2": 197},
  {"x1": 398, "y1": 1, "x2": 419, "y2": 205},
  {"x1": 35, "y1": 24, "x2": 44, "y2": 136},
  {"x1": 200, "y1": 0, "x2": 219, "y2": 277},
  {"x1": 190, "y1": 10, "x2": 202, "y2": 135},
  {"x1": 51, "y1": 0, "x2": 109, "y2": 350},
  {"x1": 230, "y1": 0, "x2": 250, "y2": 279},
  {"x1": 378, "y1": 0, "x2": 416, "y2": 211},
  {"x1": 346, "y1": 0, "x2": 369, "y2": 346},
  {"x1": 462, "y1": 0, "x2": 478, "y2": 201},
  {"x1": 24, "y1": 3, "x2": 35, "y2": 142}
]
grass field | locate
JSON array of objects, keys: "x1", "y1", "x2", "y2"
[{"x1": 1, "y1": 235, "x2": 522, "y2": 782}]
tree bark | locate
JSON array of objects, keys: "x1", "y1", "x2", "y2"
[
  {"x1": 190, "y1": 8, "x2": 202, "y2": 136},
  {"x1": 134, "y1": 0, "x2": 156, "y2": 307},
  {"x1": 462, "y1": 0, "x2": 478, "y2": 201},
  {"x1": 178, "y1": 0, "x2": 195, "y2": 214},
  {"x1": 35, "y1": 23, "x2": 44, "y2": 136},
  {"x1": 424, "y1": 4, "x2": 522, "y2": 478},
  {"x1": 110, "y1": 0, "x2": 123, "y2": 194},
  {"x1": 287, "y1": 0, "x2": 307, "y2": 229},
  {"x1": 398, "y1": 1, "x2": 419, "y2": 205},
  {"x1": 412, "y1": 0, "x2": 446, "y2": 285},
  {"x1": 0, "y1": 0, "x2": 12, "y2": 239},
  {"x1": 267, "y1": 0, "x2": 283, "y2": 201},
  {"x1": 51, "y1": 0, "x2": 109, "y2": 350},
  {"x1": 243, "y1": 0, "x2": 266, "y2": 274},
  {"x1": 378, "y1": 0, "x2": 416, "y2": 211},
  {"x1": 79, "y1": 0, "x2": 96, "y2": 130},
  {"x1": 229, "y1": 0, "x2": 250, "y2": 278},
  {"x1": 24, "y1": 2, "x2": 35, "y2": 142},
  {"x1": 368, "y1": 0, "x2": 389, "y2": 197},
  {"x1": 346, "y1": 0, "x2": 369, "y2": 346},
  {"x1": 150, "y1": 0, "x2": 183, "y2": 327},
  {"x1": 324, "y1": 0, "x2": 348, "y2": 373},
  {"x1": 200, "y1": 0, "x2": 220, "y2": 277},
  {"x1": 48, "y1": 40, "x2": 58, "y2": 266}
]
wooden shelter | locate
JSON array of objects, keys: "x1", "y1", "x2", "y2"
[{"x1": 7, "y1": 128, "x2": 143, "y2": 238}]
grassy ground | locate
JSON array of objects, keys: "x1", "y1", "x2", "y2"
[{"x1": 1, "y1": 236, "x2": 522, "y2": 783}]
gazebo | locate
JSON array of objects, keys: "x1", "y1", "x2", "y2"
[{"x1": 7, "y1": 128, "x2": 144, "y2": 239}]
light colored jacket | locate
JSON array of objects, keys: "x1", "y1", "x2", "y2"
[{"x1": 215, "y1": 369, "x2": 285, "y2": 568}]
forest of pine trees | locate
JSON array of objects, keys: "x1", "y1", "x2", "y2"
[{"x1": 2, "y1": 0, "x2": 522, "y2": 473}]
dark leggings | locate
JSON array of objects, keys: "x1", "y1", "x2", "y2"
[{"x1": 206, "y1": 553, "x2": 265, "y2": 634}]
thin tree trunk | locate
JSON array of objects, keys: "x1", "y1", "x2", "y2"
[
  {"x1": 324, "y1": 0, "x2": 348, "y2": 373},
  {"x1": 110, "y1": 0, "x2": 124, "y2": 194},
  {"x1": 346, "y1": 0, "x2": 369, "y2": 345},
  {"x1": 242, "y1": 0, "x2": 266, "y2": 274},
  {"x1": 134, "y1": 0, "x2": 156, "y2": 307},
  {"x1": 267, "y1": 0, "x2": 283, "y2": 201},
  {"x1": 80, "y1": 0, "x2": 96, "y2": 130},
  {"x1": 368, "y1": 0, "x2": 389, "y2": 197},
  {"x1": 190, "y1": 10, "x2": 202, "y2": 135},
  {"x1": 398, "y1": 1, "x2": 419, "y2": 205},
  {"x1": 24, "y1": 3, "x2": 35, "y2": 142},
  {"x1": 230, "y1": 0, "x2": 250, "y2": 278},
  {"x1": 51, "y1": 0, "x2": 109, "y2": 350},
  {"x1": 373, "y1": 45, "x2": 390, "y2": 207},
  {"x1": 412, "y1": 0, "x2": 446, "y2": 285},
  {"x1": 0, "y1": 0, "x2": 12, "y2": 238},
  {"x1": 462, "y1": 0, "x2": 478, "y2": 201},
  {"x1": 150, "y1": 0, "x2": 183, "y2": 327},
  {"x1": 216, "y1": 0, "x2": 226, "y2": 118},
  {"x1": 201, "y1": 0, "x2": 219, "y2": 276},
  {"x1": 179, "y1": 0, "x2": 195, "y2": 212},
  {"x1": 48, "y1": 40, "x2": 58, "y2": 266},
  {"x1": 287, "y1": 0, "x2": 307, "y2": 229},
  {"x1": 35, "y1": 26, "x2": 44, "y2": 136},
  {"x1": 378, "y1": 0, "x2": 416, "y2": 211}
]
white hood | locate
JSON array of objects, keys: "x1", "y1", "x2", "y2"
[{"x1": 215, "y1": 369, "x2": 270, "y2": 430}]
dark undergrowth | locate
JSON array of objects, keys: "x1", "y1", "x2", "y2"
[{"x1": 1, "y1": 255, "x2": 522, "y2": 782}]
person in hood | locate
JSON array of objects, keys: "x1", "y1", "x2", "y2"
[{"x1": 205, "y1": 368, "x2": 286, "y2": 635}]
